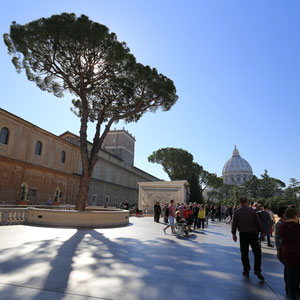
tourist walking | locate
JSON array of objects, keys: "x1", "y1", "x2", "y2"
[
  {"x1": 279, "y1": 207, "x2": 300, "y2": 300},
  {"x1": 198, "y1": 204, "x2": 206, "y2": 230},
  {"x1": 275, "y1": 206, "x2": 288, "y2": 295},
  {"x1": 163, "y1": 203, "x2": 169, "y2": 223},
  {"x1": 268, "y1": 207, "x2": 276, "y2": 236},
  {"x1": 205, "y1": 205, "x2": 210, "y2": 226},
  {"x1": 217, "y1": 205, "x2": 221, "y2": 221},
  {"x1": 154, "y1": 201, "x2": 161, "y2": 222},
  {"x1": 221, "y1": 204, "x2": 226, "y2": 222},
  {"x1": 225, "y1": 205, "x2": 233, "y2": 224},
  {"x1": 258, "y1": 206, "x2": 274, "y2": 247},
  {"x1": 192, "y1": 202, "x2": 199, "y2": 229},
  {"x1": 211, "y1": 205, "x2": 216, "y2": 221},
  {"x1": 183, "y1": 204, "x2": 193, "y2": 232},
  {"x1": 163, "y1": 200, "x2": 176, "y2": 234},
  {"x1": 231, "y1": 196, "x2": 265, "y2": 280}
]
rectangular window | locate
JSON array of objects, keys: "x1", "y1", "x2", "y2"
[
  {"x1": 116, "y1": 173, "x2": 120, "y2": 184},
  {"x1": 28, "y1": 189, "x2": 37, "y2": 197},
  {"x1": 60, "y1": 151, "x2": 66, "y2": 163}
]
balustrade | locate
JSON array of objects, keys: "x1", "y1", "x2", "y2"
[
  {"x1": 0, "y1": 205, "x2": 75, "y2": 225},
  {"x1": 0, "y1": 208, "x2": 28, "y2": 225}
]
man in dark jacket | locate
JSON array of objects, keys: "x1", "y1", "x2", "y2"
[
  {"x1": 154, "y1": 202, "x2": 161, "y2": 222},
  {"x1": 232, "y1": 196, "x2": 265, "y2": 280},
  {"x1": 192, "y1": 202, "x2": 199, "y2": 229},
  {"x1": 258, "y1": 206, "x2": 274, "y2": 247},
  {"x1": 163, "y1": 203, "x2": 169, "y2": 223}
]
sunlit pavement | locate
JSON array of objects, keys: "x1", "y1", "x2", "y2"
[{"x1": 0, "y1": 217, "x2": 286, "y2": 300}]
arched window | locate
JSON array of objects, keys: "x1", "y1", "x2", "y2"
[
  {"x1": 35, "y1": 141, "x2": 42, "y2": 155},
  {"x1": 0, "y1": 127, "x2": 9, "y2": 145},
  {"x1": 61, "y1": 151, "x2": 66, "y2": 163}
]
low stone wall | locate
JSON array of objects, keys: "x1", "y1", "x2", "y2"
[{"x1": 27, "y1": 208, "x2": 129, "y2": 228}]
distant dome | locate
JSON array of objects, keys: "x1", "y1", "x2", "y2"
[{"x1": 222, "y1": 146, "x2": 253, "y2": 185}]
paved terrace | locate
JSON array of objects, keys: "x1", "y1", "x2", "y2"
[{"x1": 0, "y1": 217, "x2": 286, "y2": 300}]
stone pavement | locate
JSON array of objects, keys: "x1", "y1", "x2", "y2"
[{"x1": 0, "y1": 217, "x2": 287, "y2": 300}]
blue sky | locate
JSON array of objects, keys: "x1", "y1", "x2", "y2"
[{"x1": 0, "y1": 0, "x2": 299, "y2": 185}]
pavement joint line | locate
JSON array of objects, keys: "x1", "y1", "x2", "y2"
[
  {"x1": 0, "y1": 282, "x2": 114, "y2": 300},
  {"x1": 263, "y1": 281, "x2": 283, "y2": 300}
]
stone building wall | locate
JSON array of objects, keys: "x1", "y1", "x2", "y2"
[
  {"x1": 138, "y1": 181, "x2": 189, "y2": 213},
  {"x1": 102, "y1": 130, "x2": 135, "y2": 165},
  {"x1": 0, "y1": 109, "x2": 159, "y2": 206}
]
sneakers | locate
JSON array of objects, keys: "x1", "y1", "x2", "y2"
[
  {"x1": 163, "y1": 228, "x2": 166, "y2": 234},
  {"x1": 254, "y1": 271, "x2": 265, "y2": 281},
  {"x1": 267, "y1": 243, "x2": 274, "y2": 247}
]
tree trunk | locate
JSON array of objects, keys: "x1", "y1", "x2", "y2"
[{"x1": 75, "y1": 172, "x2": 91, "y2": 211}]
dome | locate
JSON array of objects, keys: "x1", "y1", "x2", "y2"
[{"x1": 222, "y1": 146, "x2": 253, "y2": 185}]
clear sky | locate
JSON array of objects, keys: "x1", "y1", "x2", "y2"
[{"x1": 0, "y1": 0, "x2": 299, "y2": 185}]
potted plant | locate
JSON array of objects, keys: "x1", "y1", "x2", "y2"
[
  {"x1": 18, "y1": 183, "x2": 29, "y2": 205},
  {"x1": 53, "y1": 187, "x2": 60, "y2": 205}
]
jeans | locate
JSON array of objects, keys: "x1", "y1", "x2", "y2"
[
  {"x1": 198, "y1": 218, "x2": 205, "y2": 229},
  {"x1": 239, "y1": 232, "x2": 262, "y2": 273},
  {"x1": 262, "y1": 224, "x2": 271, "y2": 244},
  {"x1": 193, "y1": 216, "x2": 198, "y2": 229}
]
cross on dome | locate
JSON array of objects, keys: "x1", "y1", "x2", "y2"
[{"x1": 232, "y1": 145, "x2": 240, "y2": 157}]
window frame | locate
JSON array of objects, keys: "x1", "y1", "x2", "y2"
[
  {"x1": 35, "y1": 141, "x2": 42, "y2": 156},
  {"x1": 60, "y1": 151, "x2": 66, "y2": 163},
  {"x1": 0, "y1": 127, "x2": 9, "y2": 145}
]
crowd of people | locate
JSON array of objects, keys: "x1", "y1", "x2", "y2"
[
  {"x1": 231, "y1": 197, "x2": 299, "y2": 300},
  {"x1": 154, "y1": 198, "x2": 299, "y2": 299},
  {"x1": 154, "y1": 201, "x2": 237, "y2": 233},
  {"x1": 154, "y1": 201, "x2": 235, "y2": 235}
]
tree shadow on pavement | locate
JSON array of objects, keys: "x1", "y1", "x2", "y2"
[{"x1": 0, "y1": 224, "x2": 286, "y2": 300}]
